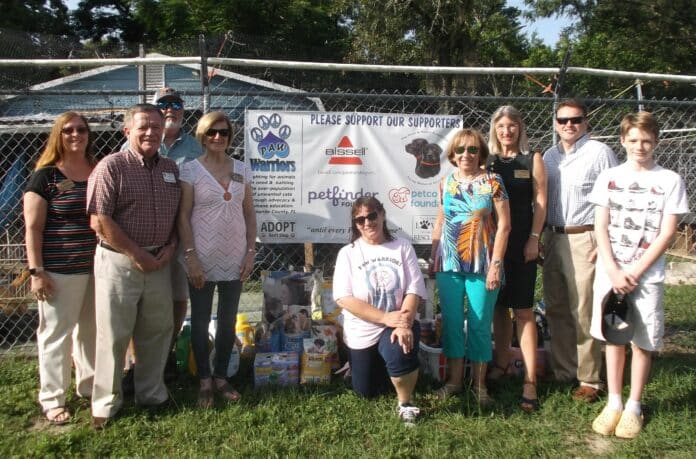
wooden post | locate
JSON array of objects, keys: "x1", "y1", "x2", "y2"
[{"x1": 304, "y1": 242, "x2": 314, "y2": 270}]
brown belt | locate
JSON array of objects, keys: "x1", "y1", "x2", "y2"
[
  {"x1": 548, "y1": 225, "x2": 594, "y2": 234},
  {"x1": 99, "y1": 240, "x2": 161, "y2": 255}
]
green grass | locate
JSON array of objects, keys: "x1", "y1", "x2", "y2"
[{"x1": 1, "y1": 285, "x2": 694, "y2": 458}]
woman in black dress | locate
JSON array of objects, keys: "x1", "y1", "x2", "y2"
[{"x1": 486, "y1": 106, "x2": 547, "y2": 411}]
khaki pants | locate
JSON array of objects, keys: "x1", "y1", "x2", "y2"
[
  {"x1": 37, "y1": 272, "x2": 95, "y2": 411},
  {"x1": 91, "y1": 246, "x2": 173, "y2": 418},
  {"x1": 543, "y1": 229, "x2": 603, "y2": 384}
]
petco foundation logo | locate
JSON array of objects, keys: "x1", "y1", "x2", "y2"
[
  {"x1": 389, "y1": 186, "x2": 438, "y2": 209},
  {"x1": 326, "y1": 136, "x2": 366, "y2": 165}
]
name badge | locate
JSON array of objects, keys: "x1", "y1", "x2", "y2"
[
  {"x1": 162, "y1": 172, "x2": 176, "y2": 183},
  {"x1": 56, "y1": 179, "x2": 75, "y2": 191},
  {"x1": 514, "y1": 169, "x2": 531, "y2": 179},
  {"x1": 231, "y1": 173, "x2": 244, "y2": 183}
]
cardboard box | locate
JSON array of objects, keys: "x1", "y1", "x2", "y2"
[{"x1": 254, "y1": 352, "x2": 300, "y2": 387}]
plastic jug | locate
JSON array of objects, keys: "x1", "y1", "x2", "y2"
[
  {"x1": 175, "y1": 323, "x2": 191, "y2": 372},
  {"x1": 236, "y1": 313, "x2": 256, "y2": 349}
]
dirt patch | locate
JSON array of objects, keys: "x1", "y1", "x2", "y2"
[
  {"x1": 585, "y1": 434, "x2": 614, "y2": 456},
  {"x1": 27, "y1": 416, "x2": 77, "y2": 433},
  {"x1": 661, "y1": 326, "x2": 694, "y2": 354}
]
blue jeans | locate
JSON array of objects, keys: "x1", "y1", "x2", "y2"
[
  {"x1": 349, "y1": 321, "x2": 420, "y2": 398},
  {"x1": 189, "y1": 280, "x2": 242, "y2": 379}
]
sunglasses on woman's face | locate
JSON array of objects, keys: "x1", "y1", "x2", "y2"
[
  {"x1": 157, "y1": 101, "x2": 183, "y2": 111},
  {"x1": 454, "y1": 145, "x2": 479, "y2": 155},
  {"x1": 205, "y1": 128, "x2": 230, "y2": 138},
  {"x1": 61, "y1": 126, "x2": 88, "y2": 135},
  {"x1": 353, "y1": 211, "x2": 378, "y2": 226}
]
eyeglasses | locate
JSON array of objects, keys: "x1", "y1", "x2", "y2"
[
  {"x1": 205, "y1": 128, "x2": 230, "y2": 138},
  {"x1": 454, "y1": 145, "x2": 479, "y2": 155},
  {"x1": 157, "y1": 101, "x2": 183, "y2": 111},
  {"x1": 556, "y1": 116, "x2": 584, "y2": 125},
  {"x1": 61, "y1": 126, "x2": 88, "y2": 135},
  {"x1": 353, "y1": 211, "x2": 378, "y2": 226}
]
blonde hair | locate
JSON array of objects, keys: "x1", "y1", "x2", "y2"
[
  {"x1": 620, "y1": 111, "x2": 659, "y2": 140},
  {"x1": 488, "y1": 105, "x2": 529, "y2": 155},
  {"x1": 195, "y1": 111, "x2": 234, "y2": 150},
  {"x1": 35, "y1": 112, "x2": 95, "y2": 170}
]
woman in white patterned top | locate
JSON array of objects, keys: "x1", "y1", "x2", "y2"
[{"x1": 178, "y1": 111, "x2": 257, "y2": 408}]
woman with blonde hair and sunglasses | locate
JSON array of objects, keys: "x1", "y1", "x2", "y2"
[
  {"x1": 178, "y1": 111, "x2": 256, "y2": 408},
  {"x1": 24, "y1": 112, "x2": 98, "y2": 425}
]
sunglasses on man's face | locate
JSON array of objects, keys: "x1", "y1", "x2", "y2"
[
  {"x1": 157, "y1": 101, "x2": 183, "y2": 111},
  {"x1": 353, "y1": 211, "x2": 378, "y2": 226},
  {"x1": 454, "y1": 145, "x2": 479, "y2": 155},
  {"x1": 205, "y1": 128, "x2": 230, "y2": 138},
  {"x1": 61, "y1": 126, "x2": 88, "y2": 135},
  {"x1": 556, "y1": 116, "x2": 584, "y2": 125}
]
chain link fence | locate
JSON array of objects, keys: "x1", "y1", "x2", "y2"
[{"x1": 1, "y1": 53, "x2": 694, "y2": 353}]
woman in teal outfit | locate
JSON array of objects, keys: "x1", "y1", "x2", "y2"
[{"x1": 429, "y1": 128, "x2": 511, "y2": 405}]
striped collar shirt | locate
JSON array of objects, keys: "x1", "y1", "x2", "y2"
[{"x1": 543, "y1": 134, "x2": 618, "y2": 227}]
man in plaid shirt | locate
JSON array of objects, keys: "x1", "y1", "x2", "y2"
[{"x1": 87, "y1": 104, "x2": 181, "y2": 429}]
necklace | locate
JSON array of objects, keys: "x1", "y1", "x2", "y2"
[
  {"x1": 498, "y1": 151, "x2": 518, "y2": 163},
  {"x1": 456, "y1": 170, "x2": 481, "y2": 182},
  {"x1": 202, "y1": 155, "x2": 232, "y2": 200}
]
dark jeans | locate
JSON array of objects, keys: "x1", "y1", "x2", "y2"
[
  {"x1": 189, "y1": 280, "x2": 242, "y2": 379},
  {"x1": 349, "y1": 321, "x2": 421, "y2": 398}
]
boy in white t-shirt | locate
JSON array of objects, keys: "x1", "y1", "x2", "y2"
[{"x1": 588, "y1": 112, "x2": 689, "y2": 439}]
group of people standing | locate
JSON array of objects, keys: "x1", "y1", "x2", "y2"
[
  {"x1": 24, "y1": 92, "x2": 688, "y2": 437},
  {"x1": 332, "y1": 100, "x2": 688, "y2": 435},
  {"x1": 24, "y1": 88, "x2": 256, "y2": 429}
]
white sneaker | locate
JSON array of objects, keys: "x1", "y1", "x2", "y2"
[{"x1": 398, "y1": 403, "x2": 421, "y2": 427}]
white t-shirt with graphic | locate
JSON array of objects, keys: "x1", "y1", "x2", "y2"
[
  {"x1": 589, "y1": 163, "x2": 689, "y2": 283},
  {"x1": 333, "y1": 237, "x2": 427, "y2": 349}
]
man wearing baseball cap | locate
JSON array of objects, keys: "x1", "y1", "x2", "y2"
[{"x1": 122, "y1": 87, "x2": 201, "y2": 386}]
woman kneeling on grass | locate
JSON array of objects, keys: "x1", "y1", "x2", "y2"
[{"x1": 333, "y1": 196, "x2": 426, "y2": 426}]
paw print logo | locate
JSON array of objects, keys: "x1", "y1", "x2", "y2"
[
  {"x1": 417, "y1": 219, "x2": 433, "y2": 231},
  {"x1": 249, "y1": 113, "x2": 292, "y2": 159}
]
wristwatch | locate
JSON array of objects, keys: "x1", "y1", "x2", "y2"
[{"x1": 29, "y1": 267, "x2": 45, "y2": 276}]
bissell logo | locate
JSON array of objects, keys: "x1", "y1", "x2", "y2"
[{"x1": 326, "y1": 136, "x2": 366, "y2": 165}]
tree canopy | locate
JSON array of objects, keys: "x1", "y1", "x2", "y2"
[{"x1": 0, "y1": 0, "x2": 693, "y2": 96}]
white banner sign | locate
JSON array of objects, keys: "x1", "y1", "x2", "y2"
[{"x1": 244, "y1": 110, "x2": 463, "y2": 243}]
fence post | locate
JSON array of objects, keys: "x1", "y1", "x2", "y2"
[
  {"x1": 636, "y1": 79, "x2": 644, "y2": 112},
  {"x1": 552, "y1": 49, "x2": 572, "y2": 146},
  {"x1": 199, "y1": 35, "x2": 209, "y2": 114},
  {"x1": 138, "y1": 44, "x2": 145, "y2": 104}
]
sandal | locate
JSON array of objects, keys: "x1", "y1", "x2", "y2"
[
  {"x1": 435, "y1": 383, "x2": 463, "y2": 399},
  {"x1": 473, "y1": 384, "x2": 493, "y2": 407},
  {"x1": 45, "y1": 406, "x2": 71, "y2": 425},
  {"x1": 214, "y1": 378, "x2": 241, "y2": 403},
  {"x1": 487, "y1": 363, "x2": 512, "y2": 383},
  {"x1": 520, "y1": 380, "x2": 539, "y2": 413},
  {"x1": 197, "y1": 386, "x2": 214, "y2": 409}
]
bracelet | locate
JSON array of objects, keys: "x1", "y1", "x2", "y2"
[
  {"x1": 247, "y1": 248, "x2": 255, "y2": 253},
  {"x1": 184, "y1": 248, "x2": 196, "y2": 254},
  {"x1": 529, "y1": 232, "x2": 540, "y2": 239}
]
